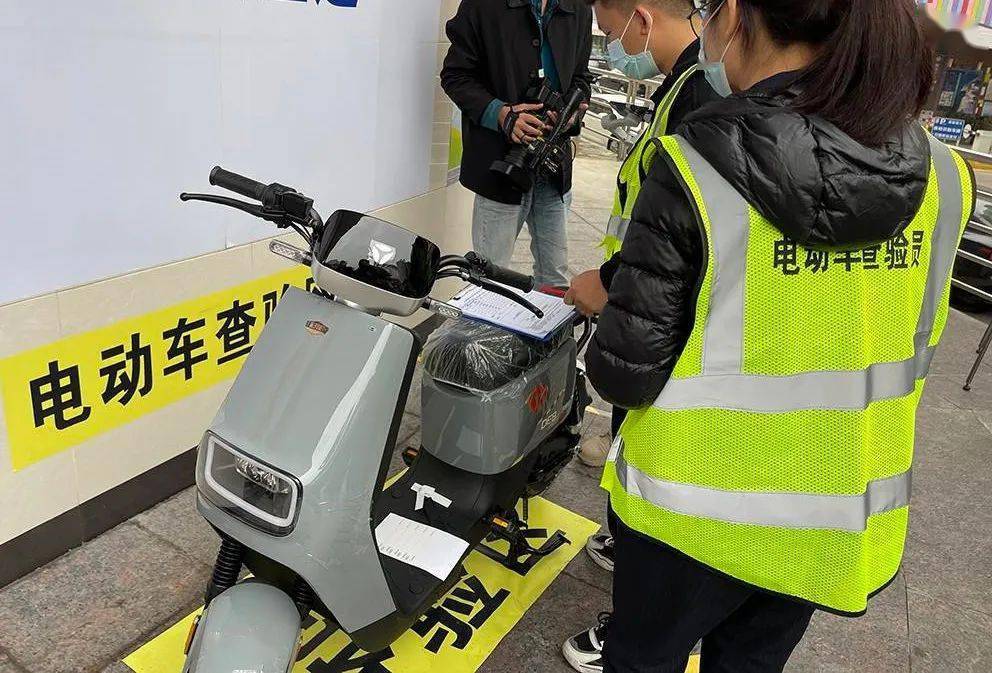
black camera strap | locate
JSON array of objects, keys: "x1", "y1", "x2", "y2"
[{"x1": 501, "y1": 108, "x2": 520, "y2": 140}]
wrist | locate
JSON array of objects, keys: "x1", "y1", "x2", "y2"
[
  {"x1": 497, "y1": 105, "x2": 510, "y2": 127},
  {"x1": 481, "y1": 99, "x2": 507, "y2": 133},
  {"x1": 499, "y1": 106, "x2": 519, "y2": 140}
]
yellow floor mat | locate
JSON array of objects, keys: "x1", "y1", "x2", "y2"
[{"x1": 125, "y1": 497, "x2": 600, "y2": 673}]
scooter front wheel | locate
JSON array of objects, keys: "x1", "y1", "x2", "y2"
[{"x1": 183, "y1": 582, "x2": 302, "y2": 673}]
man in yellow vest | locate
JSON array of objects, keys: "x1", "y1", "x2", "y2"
[
  {"x1": 572, "y1": 0, "x2": 718, "y2": 578},
  {"x1": 563, "y1": 0, "x2": 973, "y2": 671}
]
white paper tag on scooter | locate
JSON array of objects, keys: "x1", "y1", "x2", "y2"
[
  {"x1": 607, "y1": 434, "x2": 623, "y2": 464},
  {"x1": 375, "y1": 513, "x2": 469, "y2": 580},
  {"x1": 411, "y1": 483, "x2": 453, "y2": 511}
]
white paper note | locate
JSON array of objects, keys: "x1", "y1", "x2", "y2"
[
  {"x1": 375, "y1": 513, "x2": 470, "y2": 580},
  {"x1": 450, "y1": 285, "x2": 577, "y2": 340}
]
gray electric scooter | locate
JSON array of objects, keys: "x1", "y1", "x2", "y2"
[{"x1": 177, "y1": 168, "x2": 592, "y2": 672}]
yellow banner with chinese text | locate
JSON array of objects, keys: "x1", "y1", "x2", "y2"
[{"x1": 0, "y1": 267, "x2": 314, "y2": 471}]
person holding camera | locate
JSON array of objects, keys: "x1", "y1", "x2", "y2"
[{"x1": 441, "y1": 0, "x2": 595, "y2": 287}]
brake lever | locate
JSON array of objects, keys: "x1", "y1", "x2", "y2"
[
  {"x1": 435, "y1": 265, "x2": 545, "y2": 319},
  {"x1": 474, "y1": 277, "x2": 545, "y2": 319},
  {"x1": 180, "y1": 192, "x2": 263, "y2": 214},
  {"x1": 258, "y1": 207, "x2": 299, "y2": 228},
  {"x1": 179, "y1": 193, "x2": 298, "y2": 228}
]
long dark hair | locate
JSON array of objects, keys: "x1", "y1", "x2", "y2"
[{"x1": 726, "y1": 0, "x2": 935, "y2": 147}]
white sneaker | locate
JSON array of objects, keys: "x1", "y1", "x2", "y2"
[
  {"x1": 585, "y1": 533, "x2": 615, "y2": 572},
  {"x1": 562, "y1": 612, "x2": 611, "y2": 673},
  {"x1": 578, "y1": 433, "x2": 610, "y2": 467}
]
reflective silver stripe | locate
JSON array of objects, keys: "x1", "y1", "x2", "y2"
[
  {"x1": 671, "y1": 137, "x2": 750, "y2": 374},
  {"x1": 655, "y1": 345, "x2": 935, "y2": 412},
  {"x1": 614, "y1": 449, "x2": 911, "y2": 532},
  {"x1": 606, "y1": 214, "x2": 629, "y2": 241},
  {"x1": 917, "y1": 136, "x2": 966, "y2": 344}
]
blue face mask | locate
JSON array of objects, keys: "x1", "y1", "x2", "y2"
[
  {"x1": 606, "y1": 11, "x2": 661, "y2": 81},
  {"x1": 697, "y1": 1, "x2": 738, "y2": 98}
]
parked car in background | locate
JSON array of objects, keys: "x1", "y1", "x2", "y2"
[{"x1": 951, "y1": 197, "x2": 992, "y2": 311}]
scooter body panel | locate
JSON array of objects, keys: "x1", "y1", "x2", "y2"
[
  {"x1": 183, "y1": 582, "x2": 301, "y2": 673},
  {"x1": 196, "y1": 288, "x2": 417, "y2": 633}
]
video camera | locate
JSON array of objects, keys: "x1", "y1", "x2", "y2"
[{"x1": 490, "y1": 81, "x2": 587, "y2": 193}]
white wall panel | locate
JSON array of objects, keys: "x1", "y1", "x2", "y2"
[{"x1": 0, "y1": 0, "x2": 442, "y2": 305}]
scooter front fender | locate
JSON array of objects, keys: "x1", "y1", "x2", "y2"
[{"x1": 184, "y1": 582, "x2": 302, "y2": 673}]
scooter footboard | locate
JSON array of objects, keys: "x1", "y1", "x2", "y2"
[
  {"x1": 184, "y1": 582, "x2": 302, "y2": 673},
  {"x1": 370, "y1": 449, "x2": 532, "y2": 621}
]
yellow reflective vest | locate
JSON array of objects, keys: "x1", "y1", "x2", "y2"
[
  {"x1": 602, "y1": 66, "x2": 700, "y2": 260},
  {"x1": 602, "y1": 132, "x2": 972, "y2": 614}
]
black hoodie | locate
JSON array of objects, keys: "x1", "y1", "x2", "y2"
[{"x1": 587, "y1": 73, "x2": 940, "y2": 409}]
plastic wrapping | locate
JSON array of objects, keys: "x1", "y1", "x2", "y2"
[{"x1": 422, "y1": 319, "x2": 562, "y2": 395}]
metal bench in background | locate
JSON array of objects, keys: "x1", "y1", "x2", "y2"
[{"x1": 584, "y1": 65, "x2": 662, "y2": 160}]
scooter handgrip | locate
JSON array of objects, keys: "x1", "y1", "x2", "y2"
[
  {"x1": 485, "y1": 263, "x2": 535, "y2": 293},
  {"x1": 209, "y1": 166, "x2": 267, "y2": 202}
]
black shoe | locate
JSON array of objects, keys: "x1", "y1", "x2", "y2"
[{"x1": 562, "y1": 612, "x2": 611, "y2": 673}]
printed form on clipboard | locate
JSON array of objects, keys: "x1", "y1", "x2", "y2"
[{"x1": 450, "y1": 284, "x2": 577, "y2": 341}]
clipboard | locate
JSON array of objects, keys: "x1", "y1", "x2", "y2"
[{"x1": 450, "y1": 284, "x2": 577, "y2": 341}]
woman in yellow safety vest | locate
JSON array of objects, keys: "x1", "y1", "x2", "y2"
[{"x1": 563, "y1": 1, "x2": 973, "y2": 672}]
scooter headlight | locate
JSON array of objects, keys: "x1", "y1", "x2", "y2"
[{"x1": 202, "y1": 433, "x2": 301, "y2": 535}]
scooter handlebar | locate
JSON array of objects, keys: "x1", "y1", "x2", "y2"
[
  {"x1": 464, "y1": 253, "x2": 534, "y2": 293},
  {"x1": 209, "y1": 166, "x2": 267, "y2": 202}
]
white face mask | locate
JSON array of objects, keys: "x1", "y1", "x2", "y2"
[
  {"x1": 697, "y1": 1, "x2": 739, "y2": 97},
  {"x1": 606, "y1": 10, "x2": 661, "y2": 81}
]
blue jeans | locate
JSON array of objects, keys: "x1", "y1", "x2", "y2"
[{"x1": 472, "y1": 179, "x2": 571, "y2": 287}]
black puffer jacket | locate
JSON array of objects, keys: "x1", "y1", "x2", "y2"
[{"x1": 587, "y1": 73, "x2": 939, "y2": 409}]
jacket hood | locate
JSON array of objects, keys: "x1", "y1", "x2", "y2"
[{"x1": 678, "y1": 77, "x2": 931, "y2": 248}]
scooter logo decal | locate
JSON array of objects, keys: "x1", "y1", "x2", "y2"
[
  {"x1": 305, "y1": 320, "x2": 329, "y2": 336},
  {"x1": 538, "y1": 388, "x2": 568, "y2": 431},
  {"x1": 527, "y1": 384, "x2": 549, "y2": 414},
  {"x1": 368, "y1": 239, "x2": 397, "y2": 265}
]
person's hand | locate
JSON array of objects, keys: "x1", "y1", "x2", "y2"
[
  {"x1": 564, "y1": 269, "x2": 608, "y2": 317},
  {"x1": 499, "y1": 103, "x2": 551, "y2": 144}
]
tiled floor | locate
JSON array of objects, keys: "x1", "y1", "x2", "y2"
[{"x1": 0, "y1": 142, "x2": 989, "y2": 673}]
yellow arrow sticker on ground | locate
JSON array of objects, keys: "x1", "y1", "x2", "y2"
[{"x1": 125, "y1": 497, "x2": 602, "y2": 673}]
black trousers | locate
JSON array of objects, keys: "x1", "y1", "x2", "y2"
[
  {"x1": 603, "y1": 512, "x2": 815, "y2": 673},
  {"x1": 611, "y1": 406, "x2": 627, "y2": 438}
]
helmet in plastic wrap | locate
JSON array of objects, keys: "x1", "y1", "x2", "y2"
[{"x1": 422, "y1": 320, "x2": 558, "y2": 393}]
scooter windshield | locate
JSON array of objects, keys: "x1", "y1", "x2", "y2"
[{"x1": 315, "y1": 210, "x2": 441, "y2": 299}]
